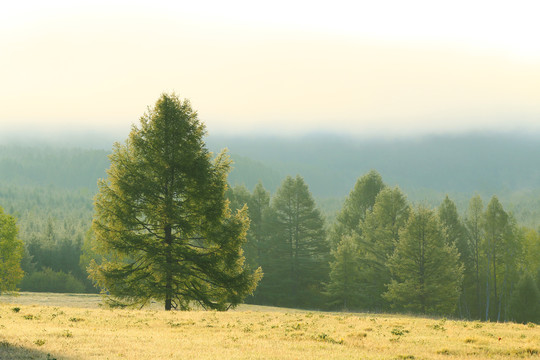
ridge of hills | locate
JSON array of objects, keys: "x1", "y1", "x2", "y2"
[{"x1": 1, "y1": 132, "x2": 540, "y2": 226}]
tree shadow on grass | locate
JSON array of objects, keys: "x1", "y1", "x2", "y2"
[{"x1": 0, "y1": 340, "x2": 77, "y2": 360}]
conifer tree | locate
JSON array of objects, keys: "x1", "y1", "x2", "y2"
[
  {"x1": 483, "y1": 196, "x2": 508, "y2": 320},
  {"x1": 246, "y1": 182, "x2": 270, "y2": 271},
  {"x1": 329, "y1": 170, "x2": 385, "y2": 248},
  {"x1": 384, "y1": 206, "x2": 463, "y2": 315},
  {"x1": 90, "y1": 93, "x2": 261, "y2": 310},
  {"x1": 258, "y1": 175, "x2": 327, "y2": 308},
  {"x1": 325, "y1": 235, "x2": 363, "y2": 310},
  {"x1": 464, "y1": 195, "x2": 484, "y2": 319},
  {"x1": 360, "y1": 187, "x2": 409, "y2": 309},
  {"x1": 0, "y1": 206, "x2": 24, "y2": 294},
  {"x1": 438, "y1": 195, "x2": 470, "y2": 317}
]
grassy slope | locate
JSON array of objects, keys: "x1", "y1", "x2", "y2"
[{"x1": 1, "y1": 293, "x2": 539, "y2": 359}]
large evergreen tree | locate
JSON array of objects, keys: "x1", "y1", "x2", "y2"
[
  {"x1": 384, "y1": 206, "x2": 463, "y2": 315},
  {"x1": 360, "y1": 186, "x2": 410, "y2": 310},
  {"x1": 438, "y1": 195, "x2": 470, "y2": 317},
  {"x1": 0, "y1": 206, "x2": 24, "y2": 294},
  {"x1": 258, "y1": 175, "x2": 328, "y2": 308},
  {"x1": 90, "y1": 93, "x2": 261, "y2": 311},
  {"x1": 482, "y1": 196, "x2": 508, "y2": 320},
  {"x1": 464, "y1": 195, "x2": 484, "y2": 319}
]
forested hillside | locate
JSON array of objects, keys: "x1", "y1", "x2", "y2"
[
  {"x1": 210, "y1": 133, "x2": 540, "y2": 227},
  {"x1": 1, "y1": 133, "x2": 540, "y2": 311},
  {"x1": 207, "y1": 133, "x2": 540, "y2": 196},
  {"x1": 0, "y1": 146, "x2": 109, "y2": 189}
]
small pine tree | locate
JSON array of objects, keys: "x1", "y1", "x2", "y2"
[
  {"x1": 384, "y1": 206, "x2": 463, "y2": 315},
  {"x1": 0, "y1": 206, "x2": 24, "y2": 294},
  {"x1": 325, "y1": 235, "x2": 363, "y2": 310}
]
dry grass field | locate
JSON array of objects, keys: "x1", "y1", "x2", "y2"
[{"x1": 1, "y1": 293, "x2": 539, "y2": 359}]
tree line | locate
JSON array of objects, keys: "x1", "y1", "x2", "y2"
[
  {"x1": 227, "y1": 170, "x2": 540, "y2": 323},
  {"x1": 1, "y1": 162, "x2": 539, "y2": 322},
  {"x1": 1, "y1": 161, "x2": 539, "y2": 322}
]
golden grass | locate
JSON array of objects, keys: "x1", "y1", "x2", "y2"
[{"x1": 1, "y1": 293, "x2": 539, "y2": 359}]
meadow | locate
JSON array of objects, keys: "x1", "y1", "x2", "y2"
[{"x1": 0, "y1": 293, "x2": 539, "y2": 359}]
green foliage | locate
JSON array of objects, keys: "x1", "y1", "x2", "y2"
[
  {"x1": 465, "y1": 195, "x2": 484, "y2": 319},
  {"x1": 522, "y1": 228, "x2": 540, "y2": 278},
  {"x1": 225, "y1": 182, "x2": 271, "y2": 283},
  {"x1": 360, "y1": 187, "x2": 410, "y2": 310},
  {"x1": 384, "y1": 206, "x2": 463, "y2": 315},
  {"x1": 325, "y1": 235, "x2": 363, "y2": 310},
  {"x1": 19, "y1": 268, "x2": 85, "y2": 293},
  {"x1": 482, "y1": 196, "x2": 522, "y2": 321},
  {"x1": 90, "y1": 93, "x2": 261, "y2": 310},
  {"x1": 483, "y1": 196, "x2": 508, "y2": 321},
  {"x1": 329, "y1": 170, "x2": 385, "y2": 248},
  {"x1": 244, "y1": 182, "x2": 271, "y2": 273},
  {"x1": 0, "y1": 206, "x2": 24, "y2": 294},
  {"x1": 510, "y1": 273, "x2": 540, "y2": 324},
  {"x1": 257, "y1": 175, "x2": 328, "y2": 308},
  {"x1": 438, "y1": 195, "x2": 470, "y2": 317},
  {"x1": 439, "y1": 196, "x2": 468, "y2": 258}
]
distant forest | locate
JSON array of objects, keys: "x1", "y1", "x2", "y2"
[{"x1": 1, "y1": 133, "x2": 540, "y2": 320}]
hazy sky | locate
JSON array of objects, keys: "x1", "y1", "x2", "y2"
[{"x1": 2, "y1": 0, "x2": 540, "y2": 137}]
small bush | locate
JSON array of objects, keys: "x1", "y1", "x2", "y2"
[
  {"x1": 431, "y1": 323, "x2": 446, "y2": 331},
  {"x1": 20, "y1": 268, "x2": 85, "y2": 293},
  {"x1": 11, "y1": 307, "x2": 20, "y2": 313},
  {"x1": 315, "y1": 333, "x2": 343, "y2": 345},
  {"x1": 437, "y1": 348, "x2": 452, "y2": 355},
  {"x1": 391, "y1": 327, "x2": 410, "y2": 336},
  {"x1": 34, "y1": 339, "x2": 46, "y2": 346},
  {"x1": 348, "y1": 332, "x2": 367, "y2": 338},
  {"x1": 513, "y1": 348, "x2": 540, "y2": 356}
]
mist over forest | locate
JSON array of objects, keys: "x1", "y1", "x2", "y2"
[{"x1": 2, "y1": 131, "x2": 540, "y2": 226}]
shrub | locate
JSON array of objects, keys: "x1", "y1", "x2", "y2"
[{"x1": 19, "y1": 268, "x2": 85, "y2": 293}]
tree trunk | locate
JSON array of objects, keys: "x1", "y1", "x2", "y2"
[
  {"x1": 476, "y1": 244, "x2": 481, "y2": 320},
  {"x1": 493, "y1": 245, "x2": 498, "y2": 320},
  {"x1": 165, "y1": 224, "x2": 173, "y2": 311},
  {"x1": 485, "y1": 253, "x2": 490, "y2": 321},
  {"x1": 497, "y1": 264, "x2": 508, "y2": 322}
]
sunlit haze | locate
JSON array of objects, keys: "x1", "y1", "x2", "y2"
[{"x1": 2, "y1": 0, "x2": 540, "y2": 138}]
